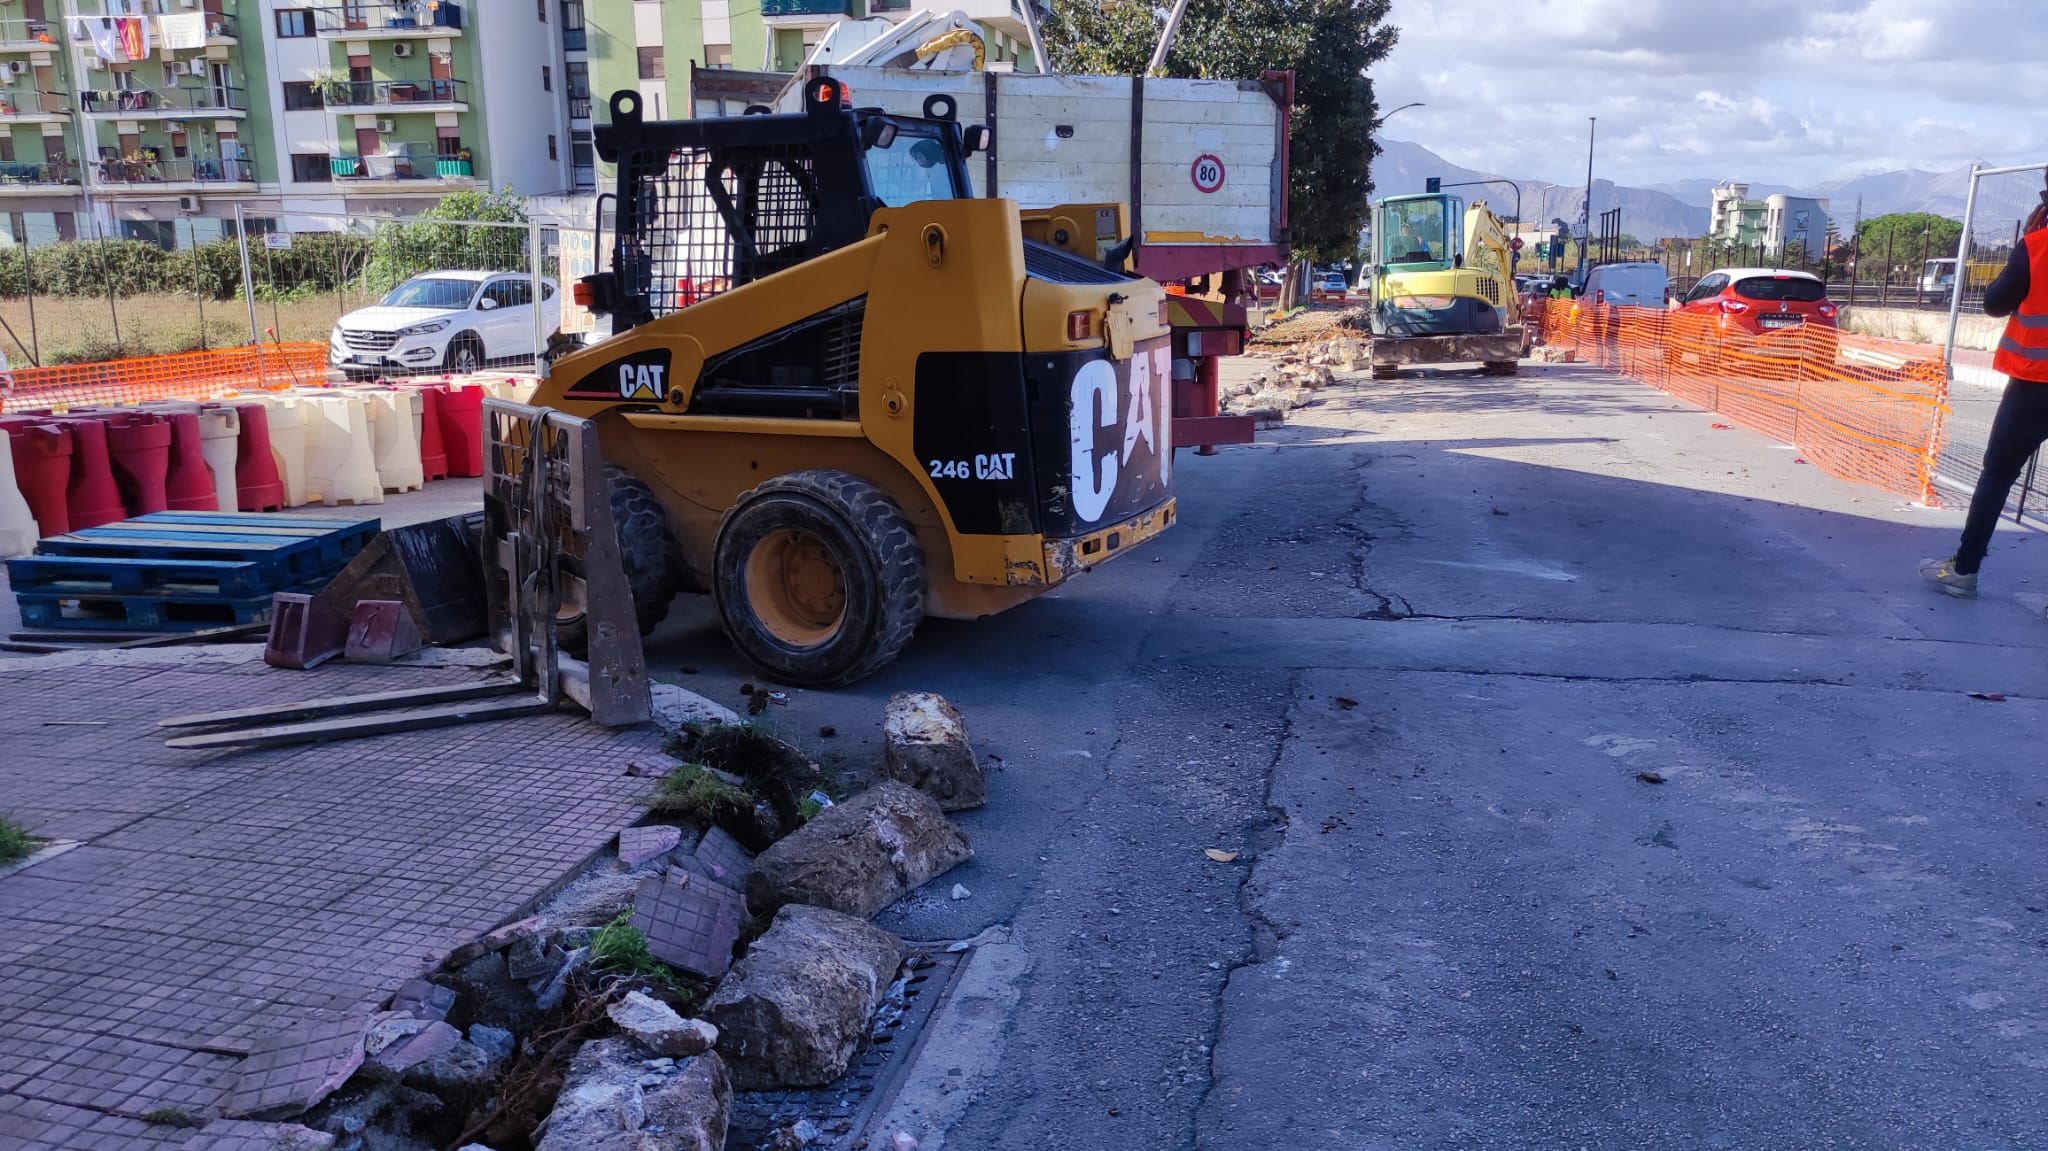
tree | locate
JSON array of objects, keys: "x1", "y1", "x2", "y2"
[
  {"x1": 1851, "y1": 212, "x2": 1962, "y2": 283},
  {"x1": 365, "y1": 188, "x2": 531, "y2": 292},
  {"x1": 1041, "y1": 0, "x2": 1398, "y2": 287}
]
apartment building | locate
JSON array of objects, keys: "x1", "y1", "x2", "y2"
[
  {"x1": 0, "y1": 0, "x2": 575, "y2": 246},
  {"x1": 1708, "y1": 182, "x2": 1831, "y2": 255}
]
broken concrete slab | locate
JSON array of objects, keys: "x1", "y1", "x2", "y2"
[
  {"x1": 745, "y1": 781, "x2": 971, "y2": 919},
  {"x1": 650, "y1": 682, "x2": 741, "y2": 732},
  {"x1": 534, "y1": 1038, "x2": 730, "y2": 1151},
  {"x1": 364, "y1": 1020, "x2": 460, "y2": 1080},
  {"x1": 445, "y1": 916, "x2": 541, "y2": 967},
  {"x1": 361, "y1": 1012, "x2": 428, "y2": 1058},
  {"x1": 631, "y1": 871, "x2": 743, "y2": 979},
  {"x1": 671, "y1": 824, "x2": 752, "y2": 891},
  {"x1": 619, "y1": 824, "x2": 683, "y2": 868},
  {"x1": 181, "y1": 1119, "x2": 337, "y2": 1150},
  {"x1": 469, "y1": 1024, "x2": 515, "y2": 1063},
  {"x1": 225, "y1": 1014, "x2": 374, "y2": 1120},
  {"x1": 401, "y1": 1037, "x2": 498, "y2": 1097},
  {"x1": 507, "y1": 933, "x2": 558, "y2": 982},
  {"x1": 607, "y1": 991, "x2": 719, "y2": 1059},
  {"x1": 389, "y1": 979, "x2": 456, "y2": 1022},
  {"x1": 881, "y1": 692, "x2": 986, "y2": 811},
  {"x1": 701, "y1": 905, "x2": 905, "y2": 1090}
]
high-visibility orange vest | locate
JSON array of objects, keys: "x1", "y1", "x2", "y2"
[{"x1": 1993, "y1": 229, "x2": 2048, "y2": 383}]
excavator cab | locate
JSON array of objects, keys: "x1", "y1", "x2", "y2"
[{"x1": 1368, "y1": 191, "x2": 1523, "y2": 376}]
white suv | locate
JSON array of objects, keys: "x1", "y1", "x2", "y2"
[{"x1": 330, "y1": 270, "x2": 561, "y2": 379}]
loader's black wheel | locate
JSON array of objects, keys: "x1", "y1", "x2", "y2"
[
  {"x1": 559, "y1": 466, "x2": 683, "y2": 657},
  {"x1": 714, "y1": 471, "x2": 926, "y2": 688}
]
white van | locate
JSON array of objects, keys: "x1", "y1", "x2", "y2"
[{"x1": 1583, "y1": 262, "x2": 1670, "y2": 308}]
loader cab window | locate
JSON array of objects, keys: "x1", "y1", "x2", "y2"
[
  {"x1": 1381, "y1": 196, "x2": 1458, "y2": 269},
  {"x1": 862, "y1": 121, "x2": 965, "y2": 207}
]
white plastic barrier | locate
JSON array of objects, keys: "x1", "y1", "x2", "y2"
[
  {"x1": 355, "y1": 388, "x2": 425, "y2": 494},
  {"x1": 197, "y1": 406, "x2": 242, "y2": 515},
  {"x1": 263, "y1": 395, "x2": 311, "y2": 507},
  {"x1": 300, "y1": 393, "x2": 385, "y2": 506},
  {"x1": 0, "y1": 440, "x2": 37, "y2": 557}
]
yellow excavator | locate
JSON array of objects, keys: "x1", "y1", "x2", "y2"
[{"x1": 1366, "y1": 192, "x2": 1526, "y2": 376}]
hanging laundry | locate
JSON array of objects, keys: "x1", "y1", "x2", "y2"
[
  {"x1": 157, "y1": 12, "x2": 206, "y2": 52},
  {"x1": 86, "y1": 18, "x2": 123, "y2": 62},
  {"x1": 115, "y1": 17, "x2": 147, "y2": 63}
]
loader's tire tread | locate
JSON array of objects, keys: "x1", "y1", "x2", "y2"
[
  {"x1": 609, "y1": 465, "x2": 685, "y2": 637},
  {"x1": 714, "y1": 470, "x2": 927, "y2": 689}
]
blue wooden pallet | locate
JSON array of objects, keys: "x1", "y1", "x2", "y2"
[
  {"x1": 17, "y1": 589, "x2": 276, "y2": 631},
  {"x1": 6, "y1": 556, "x2": 273, "y2": 598},
  {"x1": 31, "y1": 513, "x2": 381, "y2": 586}
]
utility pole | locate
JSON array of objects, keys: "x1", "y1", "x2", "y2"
[{"x1": 1576, "y1": 116, "x2": 1596, "y2": 284}]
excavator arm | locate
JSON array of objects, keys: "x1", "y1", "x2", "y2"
[{"x1": 1463, "y1": 200, "x2": 1521, "y2": 331}]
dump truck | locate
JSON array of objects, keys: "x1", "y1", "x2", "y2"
[
  {"x1": 526, "y1": 79, "x2": 1178, "y2": 687},
  {"x1": 1367, "y1": 191, "x2": 1527, "y2": 376}
]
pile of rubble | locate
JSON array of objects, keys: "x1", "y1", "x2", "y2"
[
  {"x1": 224, "y1": 689, "x2": 988, "y2": 1151},
  {"x1": 1220, "y1": 331, "x2": 1372, "y2": 421}
]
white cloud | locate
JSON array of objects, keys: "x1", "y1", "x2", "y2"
[{"x1": 1373, "y1": 0, "x2": 2048, "y2": 187}]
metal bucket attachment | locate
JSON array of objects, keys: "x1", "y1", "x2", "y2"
[
  {"x1": 344, "y1": 600, "x2": 424, "y2": 663},
  {"x1": 264, "y1": 592, "x2": 350, "y2": 670},
  {"x1": 314, "y1": 514, "x2": 487, "y2": 646}
]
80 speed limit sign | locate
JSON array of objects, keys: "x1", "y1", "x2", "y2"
[{"x1": 1191, "y1": 154, "x2": 1225, "y2": 194}]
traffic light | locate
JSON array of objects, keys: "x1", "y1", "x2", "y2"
[{"x1": 1425, "y1": 177, "x2": 1441, "y2": 194}]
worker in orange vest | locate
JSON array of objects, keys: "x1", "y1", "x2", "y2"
[{"x1": 1922, "y1": 191, "x2": 2048, "y2": 598}]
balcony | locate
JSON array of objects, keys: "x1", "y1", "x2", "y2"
[
  {"x1": 561, "y1": 26, "x2": 586, "y2": 51},
  {"x1": 327, "y1": 78, "x2": 468, "y2": 112},
  {"x1": 202, "y1": 12, "x2": 240, "y2": 42},
  {"x1": 0, "y1": 90, "x2": 72, "y2": 123},
  {"x1": 329, "y1": 150, "x2": 476, "y2": 189},
  {"x1": 92, "y1": 156, "x2": 256, "y2": 193},
  {"x1": 315, "y1": 2, "x2": 465, "y2": 38},
  {"x1": 567, "y1": 94, "x2": 591, "y2": 120},
  {"x1": 0, "y1": 161, "x2": 81, "y2": 194},
  {"x1": 78, "y1": 85, "x2": 248, "y2": 118},
  {"x1": 0, "y1": 17, "x2": 60, "y2": 53},
  {"x1": 761, "y1": 0, "x2": 854, "y2": 22}
]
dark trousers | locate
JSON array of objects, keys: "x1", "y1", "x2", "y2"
[{"x1": 1956, "y1": 378, "x2": 2048, "y2": 574}]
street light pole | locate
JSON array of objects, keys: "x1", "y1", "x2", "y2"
[
  {"x1": 1577, "y1": 116, "x2": 1596, "y2": 283},
  {"x1": 1375, "y1": 101, "x2": 1425, "y2": 129}
]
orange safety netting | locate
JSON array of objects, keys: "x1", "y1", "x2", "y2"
[
  {"x1": 1533, "y1": 300, "x2": 1951, "y2": 505},
  {"x1": 0, "y1": 343, "x2": 328, "y2": 414}
]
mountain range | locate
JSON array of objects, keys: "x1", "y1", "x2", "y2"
[{"x1": 1373, "y1": 137, "x2": 1989, "y2": 242}]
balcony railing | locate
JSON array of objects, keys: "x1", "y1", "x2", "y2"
[
  {"x1": 0, "y1": 161, "x2": 81, "y2": 187},
  {"x1": 760, "y1": 0, "x2": 854, "y2": 15},
  {"x1": 567, "y1": 95, "x2": 591, "y2": 120},
  {"x1": 78, "y1": 86, "x2": 248, "y2": 114},
  {"x1": 328, "y1": 78, "x2": 468, "y2": 108},
  {"x1": 0, "y1": 17, "x2": 60, "y2": 46},
  {"x1": 0, "y1": 91, "x2": 73, "y2": 116},
  {"x1": 330, "y1": 153, "x2": 473, "y2": 181},
  {"x1": 572, "y1": 164, "x2": 595, "y2": 189},
  {"x1": 560, "y1": 26, "x2": 586, "y2": 51},
  {"x1": 95, "y1": 157, "x2": 255, "y2": 185},
  {"x1": 315, "y1": 2, "x2": 465, "y2": 34},
  {"x1": 202, "y1": 12, "x2": 240, "y2": 40}
]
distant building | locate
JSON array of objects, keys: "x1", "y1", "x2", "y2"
[{"x1": 1708, "y1": 182, "x2": 1829, "y2": 254}]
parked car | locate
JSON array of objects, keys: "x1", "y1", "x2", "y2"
[
  {"x1": 1582, "y1": 262, "x2": 1670, "y2": 308},
  {"x1": 1669, "y1": 267, "x2": 1839, "y2": 363},
  {"x1": 329, "y1": 270, "x2": 562, "y2": 379},
  {"x1": 1313, "y1": 270, "x2": 1349, "y2": 301}
]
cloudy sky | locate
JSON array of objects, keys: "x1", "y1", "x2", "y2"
[{"x1": 1373, "y1": 0, "x2": 2048, "y2": 189}]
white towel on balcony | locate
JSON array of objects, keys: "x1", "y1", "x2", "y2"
[
  {"x1": 84, "y1": 18, "x2": 123, "y2": 62},
  {"x1": 157, "y1": 12, "x2": 206, "y2": 51}
]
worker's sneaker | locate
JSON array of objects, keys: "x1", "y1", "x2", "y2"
[{"x1": 1919, "y1": 556, "x2": 1979, "y2": 599}]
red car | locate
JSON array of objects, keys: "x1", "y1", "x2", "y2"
[{"x1": 1670, "y1": 267, "x2": 1839, "y2": 362}]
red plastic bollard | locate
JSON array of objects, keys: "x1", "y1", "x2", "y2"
[
  {"x1": 1, "y1": 419, "x2": 74, "y2": 537},
  {"x1": 413, "y1": 384, "x2": 450, "y2": 482},
  {"x1": 101, "y1": 412, "x2": 172, "y2": 516},
  {"x1": 159, "y1": 409, "x2": 218, "y2": 512},
  {"x1": 55, "y1": 417, "x2": 126, "y2": 530},
  {"x1": 230, "y1": 402, "x2": 285, "y2": 512},
  {"x1": 437, "y1": 384, "x2": 484, "y2": 478}
]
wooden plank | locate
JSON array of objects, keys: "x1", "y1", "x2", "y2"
[
  {"x1": 159, "y1": 677, "x2": 529, "y2": 729},
  {"x1": 162, "y1": 693, "x2": 554, "y2": 751}
]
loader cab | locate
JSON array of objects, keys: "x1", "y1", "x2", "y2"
[{"x1": 1378, "y1": 193, "x2": 1462, "y2": 272}]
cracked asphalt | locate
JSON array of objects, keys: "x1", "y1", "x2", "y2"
[{"x1": 646, "y1": 355, "x2": 2048, "y2": 1150}]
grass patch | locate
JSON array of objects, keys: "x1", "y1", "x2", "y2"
[
  {"x1": 644, "y1": 762, "x2": 754, "y2": 825},
  {"x1": 0, "y1": 813, "x2": 36, "y2": 866},
  {"x1": 587, "y1": 912, "x2": 685, "y2": 997},
  {"x1": 140, "y1": 1108, "x2": 206, "y2": 1129}
]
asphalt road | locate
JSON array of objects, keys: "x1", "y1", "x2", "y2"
[{"x1": 646, "y1": 357, "x2": 2048, "y2": 1151}]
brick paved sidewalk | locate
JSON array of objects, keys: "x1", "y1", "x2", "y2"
[{"x1": 0, "y1": 648, "x2": 663, "y2": 1150}]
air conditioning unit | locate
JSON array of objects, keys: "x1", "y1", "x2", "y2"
[
  {"x1": 391, "y1": 42, "x2": 414, "y2": 58},
  {"x1": 377, "y1": 119, "x2": 395, "y2": 133},
  {"x1": 176, "y1": 194, "x2": 200, "y2": 212},
  {"x1": 190, "y1": 59, "x2": 208, "y2": 76},
  {"x1": 6, "y1": 61, "x2": 26, "y2": 77},
  {"x1": 83, "y1": 56, "x2": 105, "y2": 71}
]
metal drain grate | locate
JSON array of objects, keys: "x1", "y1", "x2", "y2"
[{"x1": 727, "y1": 946, "x2": 964, "y2": 1149}]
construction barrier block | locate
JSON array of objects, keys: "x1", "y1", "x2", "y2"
[
  {"x1": 265, "y1": 395, "x2": 312, "y2": 507},
  {"x1": 412, "y1": 384, "x2": 450, "y2": 482},
  {"x1": 301, "y1": 393, "x2": 385, "y2": 507},
  {"x1": 159, "y1": 409, "x2": 220, "y2": 512},
  {"x1": 0, "y1": 429, "x2": 36, "y2": 558},
  {"x1": 57, "y1": 417, "x2": 127, "y2": 531},
  {"x1": 1, "y1": 418, "x2": 73, "y2": 538},
  {"x1": 102, "y1": 411, "x2": 173, "y2": 516},
  {"x1": 437, "y1": 382, "x2": 485, "y2": 478},
  {"x1": 197, "y1": 405, "x2": 242, "y2": 516},
  {"x1": 230, "y1": 402, "x2": 286, "y2": 513},
  {"x1": 356, "y1": 387, "x2": 425, "y2": 494}
]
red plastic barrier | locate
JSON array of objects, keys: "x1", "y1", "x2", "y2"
[
  {"x1": 230, "y1": 401, "x2": 286, "y2": 513},
  {"x1": 102, "y1": 412, "x2": 172, "y2": 515},
  {"x1": 159, "y1": 409, "x2": 219, "y2": 512},
  {"x1": 0, "y1": 418, "x2": 73, "y2": 536},
  {"x1": 437, "y1": 383, "x2": 484, "y2": 478},
  {"x1": 412, "y1": 384, "x2": 450, "y2": 482},
  {"x1": 56, "y1": 417, "x2": 125, "y2": 530}
]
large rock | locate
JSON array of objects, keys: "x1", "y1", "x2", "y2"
[
  {"x1": 880, "y1": 692, "x2": 986, "y2": 811},
  {"x1": 607, "y1": 991, "x2": 719, "y2": 1058},
  {"x1": 700, "y1": 906, "x2": 904, "y2": 1090},
  {"x1": 535, "y1": 1038, "x2": 728, "y2": 1151},
  {"x1": 746, "y1": 781, "x2": 970, "y2": 918}
]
